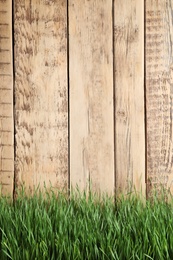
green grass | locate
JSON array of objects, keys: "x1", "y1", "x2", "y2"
[{"x1": 0, "y1": 189, "x2": 173, "y2": 259}]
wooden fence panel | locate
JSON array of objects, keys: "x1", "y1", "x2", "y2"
[
  {"x1": 4, "y1": 0, "x2": 173, "y2": 197},
  {"x1": 146, "y1": 0, "x2": 173, "y2": 194},
  {"x1": 14, "y1": 0, "x2": 68, "y2": 193},
  {"x1": 69, "y1": 0, "x2": 114, "y2": 194},
  {"x1": 0, "y1": 0, "x2": 14, "y2": 196},
  {"x1": 114, "y1": 0, "x2": 145, "y2": 194}
]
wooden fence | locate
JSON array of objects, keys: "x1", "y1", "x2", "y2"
[{"x1": 0, "y1": 0, "x2": 172, "y2": 198}]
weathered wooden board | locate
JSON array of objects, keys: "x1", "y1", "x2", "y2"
[
  {"x1": 114, "y1": 0, "x2": 145, "y2": 195},
  {"x1": 146, "y1": 0, "x2": 173, "y2": 195},
  {"x1": 14, "y1": 0, "x2": 68, "y2": 194},
  {"x1": 69, "y1": 0, "x2": 114, "y2": 195},
  {"x1": 0, "y1": 0, "x2": 14, "y2": 196}
]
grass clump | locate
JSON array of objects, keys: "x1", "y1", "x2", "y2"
[{"x1": 0, "y1": 189, "x2": 173, "y2": 259}]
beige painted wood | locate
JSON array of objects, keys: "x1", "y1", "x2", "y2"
[
  {"x1": 69, "y1": 0, "x2": 114, "y2": 195},
  {"x1": 114, "y1": 0, "x2": 145, "y2": 195},
  {"x1": 14, "y1": 0, "x2": 68, "y2": 194},
  {"x1": 0, "y1": 0, "x2": 14, "y2": 197},
  {"x1": 146, "y1": 0, "x2": 173, "y2": 195}
]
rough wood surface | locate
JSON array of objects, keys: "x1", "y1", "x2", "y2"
[
  {"x1": 0, "y1": 0, "x2": 14, "y2": 196},
  {"x1": 114, "y1": 0, "x2": 145, "y2": 195},
  {"x1": 14, "y1": 0, "x2": 68, "y2": 194},
  {"x1": 146, "y1": 0, "x2": 173, "y2": 194},
  {"x1": 69, "y1": 0, "x2": 114, "y2": 195}
]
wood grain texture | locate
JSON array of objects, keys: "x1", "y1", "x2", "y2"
[
  {"x1": 69, "y1": 0, "x2": 114, "y2": 195},
  {"x1": 14, "y1": 0, "x2": 68, "y2": 194},
  {"x1": 146, "y1": 0, "x2": 173, "y2": 194},
  {"x1": 0, "y1": 0, "x2": 14, "y2": 196},
  {"x1": 114, "y1": 0, "x2": 145, "y2": 194}
]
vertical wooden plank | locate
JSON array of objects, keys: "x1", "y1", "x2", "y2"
[
  {"x1": 0, "y1": 0, "x2": 14, "y2": 196},
  {"x1": 14, "y1": 0, "x2": 68, "y2": 193},
  {"x1": 146, "y1": 0, "x2": 173, "y2": 194},
  {"x1": 114, "y1": 0, "x2": 145, "y2": 194},
  {"x1": 69, "y1": 0, "x2": 114, "y2": 194}
]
